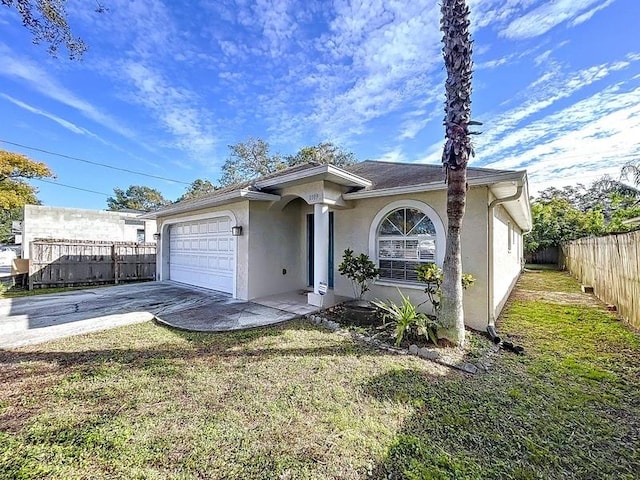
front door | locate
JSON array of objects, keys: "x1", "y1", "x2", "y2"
[{"x1": 307, "y1": 212, "x2": 334, "y2": 288}]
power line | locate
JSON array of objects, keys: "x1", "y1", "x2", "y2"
[
  {"x1": 1, "y1": 139, "x2": 191, "y2": 185},
  {"x1": 32, "y1": 178, "x2": 111, "y2": 197}
]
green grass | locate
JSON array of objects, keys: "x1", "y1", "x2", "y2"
[
  {"x1": 1, "y1": 271, "x2": 639, "y2": 479},
  {"x1": 517, "y1": 269, "x2": 582, "y2": 293}
]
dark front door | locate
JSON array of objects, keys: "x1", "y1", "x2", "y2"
[{"x1": 307, "y1": 212, "x2": 334, "y2": 288}]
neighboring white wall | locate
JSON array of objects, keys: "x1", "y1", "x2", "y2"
[
  {"x1": 247, "y1": 199, "x2": 303, "y2": 299},
  {"x1": 492, "y1": 204, "x2": 523, "y2": 319},
  {"x1": 332, "y1": 187, "x2": 490, "y2": 331},
  {"x1": 22, "y1": 205, "x2": 157, "y2": 259},
  {"x1": 156, "y1": 201, "x2": 250, "y2": 300}
]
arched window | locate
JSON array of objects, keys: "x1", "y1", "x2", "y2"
[{"x1": 370, "y1": 201, "x2": 444, "y2": 283}]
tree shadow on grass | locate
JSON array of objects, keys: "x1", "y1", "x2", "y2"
[
  {"x1": 361, "y1": 368, "x2": 489, "y2": 480},
  {"x1": 0, "y1": 320, "x2": 393, "y2": 368}
]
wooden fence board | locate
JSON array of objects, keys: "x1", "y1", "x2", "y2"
[
  {"x1": 562, "y1": 231, "x2": 640, "y2": 329},
  {"x1": 29, "y1": 239, "x2": 156, "y2": 289}
]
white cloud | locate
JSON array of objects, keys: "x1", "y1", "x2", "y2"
[
  {"x1": 121, "y1": 61, "x2": 217, "y2": 159},
  {"x1": 476, "y1": 56, "x2": 637, "y2": 159},
  {"x1": 571, "y1": 0, "x2": 616, "y2": 26},
  {"x1": 1, "y1": 93, "x2": 94, "y2": 136},
  {"x1": 483, "y1": 83, "x2": 640, "y2": 194},
  {"x1": 501, "y1": 0, "x2": 614, "y2": 39},
  {"x1": 0, "y1": 44, "x2": 134, "y2": 139},
  {"x1": 375, "y1": 148, "x2": 407, "y2": 163}
]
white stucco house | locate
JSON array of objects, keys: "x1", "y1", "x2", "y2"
[{"x1": 145, "y1": 161, "x2": 531, "y2": 330}]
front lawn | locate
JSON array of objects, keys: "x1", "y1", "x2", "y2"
[{"x1": 1, "y1": 270, "x2": 639, "y2": 479}]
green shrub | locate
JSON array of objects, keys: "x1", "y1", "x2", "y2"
[
  {"x1": 373, "y1": 290, "x2": 438, "y2": 346},
  {"x1": 337, "y1": 248, "x2": 380, "y2": 300}
]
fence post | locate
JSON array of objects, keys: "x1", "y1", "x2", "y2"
[
  {"x1": 28, "y1": 241, "x2": 34, "y2": 290},
  {"x1": 112, "y1": 244, "x2": 119, "y2": 285}
]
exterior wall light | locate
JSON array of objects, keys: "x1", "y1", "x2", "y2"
[
  {"x1": 153, "y1": 232, "x2": 161, "y2": 240},
  {"x1": 231, "y1": 226, "x2": 243, "y2": 236}
]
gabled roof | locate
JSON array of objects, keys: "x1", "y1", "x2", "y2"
[
  {"x1": 144, "y1": 160, "x2": 530, "y2": 230},
  {"x1": 344, "y1": 160, "x2": 513, "y2": 191}
]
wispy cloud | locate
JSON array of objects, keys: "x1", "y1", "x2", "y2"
[
  {"x1": 121, "y1": 61, "x2": 217, "y2": 160},
  {"x1": 571, "y1": 0, "x2": 616, "y2": 26},
  {"x1": 1, "y1": 93, "x2": 97, "y2": 136},
  {"x1": 484, "y1": 82, "x2": 640, "y2": 193},
  {"x1": 0, "y1": 43, "x2": 134, "y2": 139},
  {"x1": 476, "y1": 56, "x2": 638, "y2": 159},
  {"x1": 501, "y1": 0, "x2": 615, "y2": 39}
]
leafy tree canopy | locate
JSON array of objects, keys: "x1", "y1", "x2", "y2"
[
  {"x1": 0, "y1": 149, "x2": 53, "y2": 181},
  {"x1": 219, "y1": 138, "x2": 357, "y2": 187},
  {"x1": 0, "y1": 149, "x2": 54, "y2": 242},
  {"x1": 286, "y1": 142, "x2": 356, "y2": 168},
  {"x1": 107, "y1": 185, "x2": 169, "y2": 212},
  {"x1": 0, "y1": 149, "x2": 54, "y2": 211},
  {"x1": 0, "y1": 207, "x2": 22, "y2": 243},
  {"x1": 526, "y1": 176, "x2": 640, "y2": 253},
  {"x1": 1, "y1": 0, "x2": 105, "y2": 59},
  {"x1": 177, "y1": 179, "x2": 218, "y2": 202},
  {"x1": 219, "y1": 138, "x2": 285, "y2": 187}
]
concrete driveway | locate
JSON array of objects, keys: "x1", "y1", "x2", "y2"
[{"x1": 0, "y1": 282, "x2": 299, "y2": 349}]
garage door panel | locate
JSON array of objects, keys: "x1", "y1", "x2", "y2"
[{"x1": 169, "y1": 217, "x2": 234, "y2": 294}]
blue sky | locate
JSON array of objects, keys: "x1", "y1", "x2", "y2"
[{"x1": 1, "y1": 0, "x2": 639, "y2": 209}]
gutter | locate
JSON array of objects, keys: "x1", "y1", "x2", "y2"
[{"x1": 487, "y1": 184, "x2": 524, "y2": 330}]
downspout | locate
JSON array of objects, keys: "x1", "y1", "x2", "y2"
[{"x1": 487, "y1": 184, "x2": 523, "y2": 342}]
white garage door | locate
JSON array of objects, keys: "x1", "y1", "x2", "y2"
[{"x1": 169, "y1": 217, "x2": 234, "y2": 293}]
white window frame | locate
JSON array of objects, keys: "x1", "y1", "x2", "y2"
[{"x1": 369, "y1": 200, "x2": 446, "y2": 285}]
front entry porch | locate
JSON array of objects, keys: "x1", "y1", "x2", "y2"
[{"x1": 253, "y1": 290, "x2": 349, "y2": 316}]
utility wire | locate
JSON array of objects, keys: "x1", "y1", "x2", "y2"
[
  {"x1": 32, "y1": 178, "x2": 111, "y2": 197},
  {"x1": 1, "y1": 139, "x2": 191, "y2": 185}
]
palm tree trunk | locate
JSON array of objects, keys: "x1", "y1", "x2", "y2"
[{"x1": 439, "y1": 0, "x2": 474, "y2": 346}]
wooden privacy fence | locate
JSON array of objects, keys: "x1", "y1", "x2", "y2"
[
  {"x1": 562, "y1": 231, "x2": 640, "y2": 329},
  {"x1": 29, "y1": 239, "x2": 156, "y2": 289}
]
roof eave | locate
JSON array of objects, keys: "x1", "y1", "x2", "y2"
[
  {"x1": 343, "y1": 170, "x2": 527, "y2": 200},
  {"x1": 255, "y1": 164, "x2": 372, "y2": 189},
  {"x1": 140, "y1": 189, "x2": 281, "y2": 219}
]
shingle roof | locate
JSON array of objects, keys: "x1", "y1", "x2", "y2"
[
  {"x1": 163, "y1": 160, "x2": 516, "y2": 213},
  {"x1": 344, "y1": 160, "x2": 514, "y2": 191},
  {"x1": 166, "y1": 162, "x2": 323, "y2": 209}
]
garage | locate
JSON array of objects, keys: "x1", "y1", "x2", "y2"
[{"x1": 168, "y1": 216, "x2": 235, "y2": 294}]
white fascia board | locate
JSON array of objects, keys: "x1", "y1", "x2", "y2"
[
  {"x1": 490, "y1": 172, "x2": 532, "y2": 231},
  {"x1": 254, "y1": 164, "x2": 372, "y2": 189},
  {"x1": 343, "y1": 181, "x2": 445, "y2": 199},
  {"x1": 141, "y1": 189, "x2": 281, "y2": 219},
  {"x1": 343, "y1": 170, "x2": 526, "y2": 200}
]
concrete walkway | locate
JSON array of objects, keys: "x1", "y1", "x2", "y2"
[{"x1": 0, "y1": 282, "x2": 299, "y2": 349}]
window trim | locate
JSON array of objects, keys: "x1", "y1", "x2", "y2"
[{"x1": 369, "y1": 200, "x2": 446, "y2": 284}]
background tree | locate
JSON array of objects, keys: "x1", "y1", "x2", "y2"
[
  {"x1": 1, "y1": 0, "x2": 105, "y2": 59},
  {"x1": 176, "y1": 179, "x2": 218, "y2": 202},
  {"x1": 525, "y1": 199, "x2": 605, "y2": 253},
  {"x1": 0, "y1": 149, "x2": 54, "y2": 242},
  {"x1": 286, "y1": 142, "x2": 356, "y2": 168},
  {"x1": 219, "y1": 138, "x2": 285, "y2": 187},
  {"x1": 438, "y1": 0, "x2": 476, "y2": 346},
  {"x1": 621, "y1": 161, "x2": 640, "y2": 186},
  {"x1": 526, "y1": 177, "x2": 640, "y2": 254},
  {"x1": 219, "y1": 138, "x2": 358, "y2": 187},
  {"x1": 107, "y1": 185, "x2": 169, "y2": 212}
]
